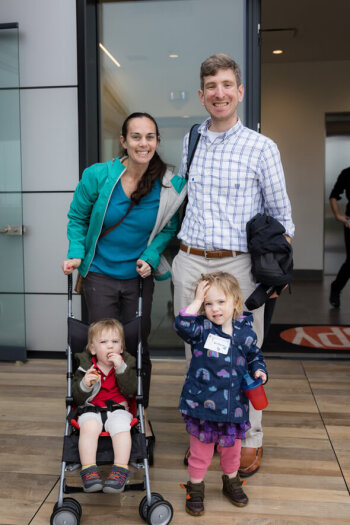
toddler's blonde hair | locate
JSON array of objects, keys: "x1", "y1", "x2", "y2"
[
  {"x1": 195, "y1": 272, "x2": 244, "y2": 319},
  {"x1": 87, "y1": 318, "x2": 125, "y2": 352}
]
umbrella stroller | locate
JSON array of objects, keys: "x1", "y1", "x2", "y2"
[{"x1": 50, "y1": 274, "x2": 173, "y2": 525}]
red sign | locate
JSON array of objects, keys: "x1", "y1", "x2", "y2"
[{"x1": 280, "y1": 326, "x2": 350, "y2": 350}]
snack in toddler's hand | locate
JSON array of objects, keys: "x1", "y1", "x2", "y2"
[{"x1": 91, "y1": 369, "x2": 100, "y2": 383}]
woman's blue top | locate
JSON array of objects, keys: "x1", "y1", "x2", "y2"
[{"x1": 89, "y1": 178, "x2": 161, "y2": 279}]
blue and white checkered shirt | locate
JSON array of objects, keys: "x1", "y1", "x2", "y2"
[{"x1": 178, "y1": 118, "x2": 295, "y2": 252}]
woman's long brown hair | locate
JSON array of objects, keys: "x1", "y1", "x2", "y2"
[{"x1": 120, "y1": 112, "x2": 167, "y2": 204}]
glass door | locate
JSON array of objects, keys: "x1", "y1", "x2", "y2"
[
  {"x1": 0, "y1": 23, "x2": 26, "y2": 361},
  {"x1": 97, "y1": 0, "x2": 258, "y2": 351}
]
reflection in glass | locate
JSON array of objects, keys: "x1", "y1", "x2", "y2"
[{"x1": 99, "y1": 0, "x2": 245, "y2": 165}]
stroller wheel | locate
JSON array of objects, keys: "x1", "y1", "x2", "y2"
[
  {"x1": 139, "y1": 493, "x2": 163, "y2": 521},
  {"x1": 53, "y1": 498, "x2": 82, "y2": 518},
  {"x1": 50, "y1": 505, "x2": 80, "y2": 525},
  {"x1": 147, "y1": 499, "x2": 173, "y2": 525}
]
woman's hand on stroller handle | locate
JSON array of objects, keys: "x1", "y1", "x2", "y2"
[
  {"x1": 136, "y1": 259, "x2": 152, "y2": 279},
  {"x1": 62, "y1": 258, "x2": 82, "y2": 275}
]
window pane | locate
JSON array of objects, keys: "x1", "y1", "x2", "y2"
[{"x1": 99, "y1": 0, "x2": 246, "y2": 350}]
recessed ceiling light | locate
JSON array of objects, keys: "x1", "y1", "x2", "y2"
[
  {"x1": 169, "y1": 54, "x2": 179, "y2": 58},
  {"x1": 272, "y1": 49, "x2": 283, "y2": 55}
]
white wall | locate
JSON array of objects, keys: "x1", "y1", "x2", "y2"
[
  {"x1": 2, "y1": 0, "x2": 81, "y2": 352},
  {"x1": 261, "y1": 60, "x2": 350, "y2": 270}
]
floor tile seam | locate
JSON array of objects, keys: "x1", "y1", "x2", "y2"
[
  {"x1": 27, "y1": 477, "x2": 60, "y2": 525},
  {"x1": 301, "y1": 360, "x2": 350, "y2": 495}
]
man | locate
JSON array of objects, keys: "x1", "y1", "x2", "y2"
[
  {"x1": 329, "y1": 167, "x2": 350, "y2": 308},
  {"x1": 172, "y1": 54, "x2": 294, "y2": 477}
]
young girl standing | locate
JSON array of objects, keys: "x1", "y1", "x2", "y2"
[{"x1": 174, "y1": 272, "x2": 267, "y2": 516}]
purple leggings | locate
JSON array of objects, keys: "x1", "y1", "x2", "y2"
[{"x1": 188, "y1": 434, "x2": 241, "y2": 479}]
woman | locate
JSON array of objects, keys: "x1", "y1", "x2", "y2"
[{"x1": 62, "y1": 112, "x2": 187, "y2": 454}]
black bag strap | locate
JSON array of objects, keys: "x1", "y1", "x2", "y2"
[
  {"x1": 185, "y1": 124, "x2": 200, "y2": 179},
  {"x1": 99, "y1": 201, "x2": 135, "y2": 239},
  {"x1": 178, "y1": 124, "x2": 201, "y2": 227}
]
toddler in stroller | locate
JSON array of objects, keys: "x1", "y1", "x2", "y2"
[
  {"x1": 72, "y1": 318, "x2": 137, "y2": 493},
  {"x1": 51, "y1": 275, "x2": 173, "y2": 525}
]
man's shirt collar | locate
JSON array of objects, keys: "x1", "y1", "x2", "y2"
[{"x1": 199, "y1": 117, "x2": 243, "y2": 139}]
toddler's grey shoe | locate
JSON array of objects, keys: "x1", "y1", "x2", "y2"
[
  {"x1": 103, "y1": 465, "x2": 130, "y2": 493},
  {"x1": 80, "y1": 465, "x2": 103, "y2": 493}
]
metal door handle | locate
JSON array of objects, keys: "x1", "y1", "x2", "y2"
[{"x1": 0, "y1": 225, "x2": 27, "y2": 235}]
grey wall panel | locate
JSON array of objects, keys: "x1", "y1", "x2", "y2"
[
  {"x1": 23, "y1": 192, "x2": 73, "y2": 294},
  {"x1": 25, "y1": 294, "x2": 82, "y2": 352},
  {"x1": 2, "y1": 0, "x2": 81, "y2": 358},
  {"x1": 2, "y1": 0, "x2": 77, "y2": 87},
  {"x1": 21, "y1": 87, "x2": 79, "y2": 192}
]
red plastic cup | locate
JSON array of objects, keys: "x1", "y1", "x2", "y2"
[
  {"x1": 244, "y1": 383, "x2": 268, "y2": 410},
  {"x1": 242, "y1": 375, "x2": 268, "y2": 410}
]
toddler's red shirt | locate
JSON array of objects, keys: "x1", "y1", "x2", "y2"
[{"x1": 90, "y1": 356, "x2": 127, "y2": 406}]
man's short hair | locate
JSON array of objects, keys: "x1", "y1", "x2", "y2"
[{"x1": 200, "y1": 54, "x2": 242, "y2": 90}]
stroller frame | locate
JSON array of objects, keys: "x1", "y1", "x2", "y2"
[{"x1": 50, "y1": 274, "x2": 173, "y2": 525}]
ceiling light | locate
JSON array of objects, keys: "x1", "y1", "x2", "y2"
[
  {"x1": 169, "y1": 90, "x2": 187, "y2": 101},
  {"x1": 272, "y1": 49, "x2": 283, "y2": 55},
  {"x1": 169, "y1": 54, "x2": 179, "y2": 58},
  {"x1": 99, "y1": 43, "x2": 121, "y2": 67}
]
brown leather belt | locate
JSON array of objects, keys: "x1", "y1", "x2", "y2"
[{"x1": 180, "y1": 243, "x2": 245, "y2": 258}]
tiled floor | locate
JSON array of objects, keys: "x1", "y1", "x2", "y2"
[
  {"x1": 271, "y1": 275, "x2": 350, "y2": 325},
  {"x1": 1, "y1": 275, "x2": 349, "y2": 523},
  {"x1": 1, "y1": 358, "x2": 350, "y2": 524}
]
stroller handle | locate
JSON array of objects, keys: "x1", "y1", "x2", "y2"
[
  {"x1": 68, "y1": 273, "x2": 73, "y2": 297},
  {"x1": 68, "y1": 274, "x2": 73, "y2": 318}
]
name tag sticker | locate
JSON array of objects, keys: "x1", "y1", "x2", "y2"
[{"x1": 204, "y1": 333, "x2": 230, "y2": 354}]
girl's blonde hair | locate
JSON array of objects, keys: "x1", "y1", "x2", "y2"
[
  {"x1": 196, "y1": 272, "x2": 244, "y2": 319},
  {"x1": 87, "y1": 318, "x2": 125, "y2": 352}
]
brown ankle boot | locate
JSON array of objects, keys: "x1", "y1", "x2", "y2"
[
  {"x1": 183, "y1": 480, "x2": 205, "y2": 516},
  {"x1": 222, "y1": 474, "x2": 248, "y2": 507}
]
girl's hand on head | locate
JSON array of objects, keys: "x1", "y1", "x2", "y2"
[
  {"x1": 108, "y1": 352, "x2": 123, "y2": 369},
  {"x1": 183, "y1": 280, "x2": 210, "y2": 315},
  {"x1": 83, "y1": 365, "x2": 99, "y2": 387},
  {"x1": 195, "y1": 280, "x2": 210, "y2": 304},
  {"x1": 62, "y1": 258, "x2": 81, "y2": 275},
  {"x1": 136, "y1": 259, "x2": 152, "y2": 279},
  {"x1": 254, "y1": 370, "x2": 267, "y2": 384}
]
